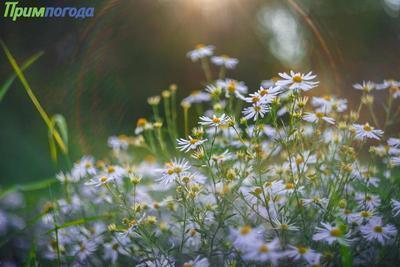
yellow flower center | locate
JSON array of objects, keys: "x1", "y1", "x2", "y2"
[
  {"x1": 100, "y1": 177, "x2": 108, "y2": 183},
  {"x1": 252, "y1": 96, "x2": 260, "y2": 103},
  {"x1": 190, "y1": 228, "x2": 197, "y2": 237},
  {"x1": 84, "y1": 163, "x2": 92, "y2": 169},
  {"x1": 297, "y1": 246, "x2": 309, "y2": 254},
  {"x1": 390, "y1": 87, "x2": 400, "y2": 94},
  {"x1": 285, "y1": 183, "x2": 295, "y2": 189},
  {"x1": 361, "y1": 210, "x2": 371, "y2": 218},
  {"x1": 212, "y1": 117, "x2": 221, "y2": 124},
  {"x1": 191, "y1": 90, "x2": 200, "y2": 96},
  {"x1": 128, "y1": 219, "x2": 137, "y2": 228},
  {"x1": 183, "y1": 264, "x2": 193, "y2": 267},
  {"x1": 374, "y1": 226, "x2": 383, "y2": 233},
  {"x1": 280, "y1": 223, "x2": 289, "y2": 230},
  {"x1": 363, "y1": 123, "x2": 372, "y2": 132},
  {"x1": 173, "y1": 167, "x2": 182, "y2": 174},
  {"x1": 108, "y1": 166, "x2": 115, "y2": 173},
  {"x1": 295, "y1": 155, "x2": 303, "y2": 165},
  {"x1": 260, "y1": 89, "x2": 269, "y2": 96},
  {"x1": 182, "y1": 176, "x2": 190, "y2": 184},
  {"x1": 228, "y1": 82, "x2": 236, "y2": 93},
  {"x1": 254, "y1": 106, "x2": 262, "y2": 112},
  {"x1": 254, "y1": 187, "x2": 263, "y2": 195},
  {"x1": 293, "y1": 75, "x2": 303, "y2": 83},
  {"x1": 323, "y1": 95, "x2": 332, "y2": 100},
  {"x1": 240, "y1": 225, "x2": 252, "y2": 235},
  {"x1": 195, "y1": 43, "x2": 205, "y2": 49},
  {"x1": 316, "y1": 112, "x2": 324, "y2": 119},
  {"x1": 259, "y1": 244, "x2": 269, "y2": 253},
  {"x1": 189, "y1": 138, "x2": 198, "y2": 145},
  {"x1": 137, "y1": 118, "x2": 147, "y2": 127},
  {"x1": 330, "y1": 228, "x2": 342, "y2": 237}
]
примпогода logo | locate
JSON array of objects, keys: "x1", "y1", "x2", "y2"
[{"x1": 2, "y1": 1, "x2": 95, "y2": 21}]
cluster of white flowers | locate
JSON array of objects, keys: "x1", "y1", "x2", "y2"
[{"x1": 2, "y1": 45, "x2": 400, "y2": 266}]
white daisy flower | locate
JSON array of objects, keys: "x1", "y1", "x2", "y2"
[
  {"x1": 216, "y1": 79, "x2": 248, "y2": 99},
  {"x1": 103, "y1": 165, "x2": 126, "y2": 181},
  {"x1": 244, "y1": 86, "x2": 281, "y2": 105},
  {"x1": 56, "y1": 172, "x2": 76, "y2": 183},
  {"x1": 376, "y1": 79, "x2": 400, "y2": 90},
  {"x1": 137, "y1": 255, "x2": 175, "y2": 267},
  {"x1": 388, "y1": 138, "x2": 400, "y2": 148},
  {"x1": 199, "y1": 113, "x2": 229, "y2": 127},
  {"x1": 182, "y1": 90, "x2": 211, "y2": 104},
  {"x1": 276, "y1": 71, "x2": 319, "y2": 91},
  {"x1": 389, "y1": 146, "x2": 400, "y2": 155},
  {"x1": 242, "y1": 103, "x2": 269, "y2": 121},
  {"x1": 211, "y1": 150, "x2": 232, "y2": 165},
  {"x1": 360, "y1": 217, "x2": 397, "y2": 245},
  {"x1": 156, "y1": 158, "x2": 191, "y2": 185},
  {"x1": 271, "y1": 216, "x2": 299, "y2": 232},
  {"x1": 242, "y1": 238, "x2": 281, "y2": 264},
  {"x1": 391, "y1": 157, "x2": 400, "y2": 166},
  {"x1": 311, "y1": 96, "x2": 348, "y2": 113},
  {"x1": 391, "y1": 199, "x2": 400, "y2": 216},
  {"x1": 177, "y1": 136, "x2": 207, "y2": 152},
  {"x1": 303, "y1": 112, "x2": 335, "y2": 124},
  {"x1": 71, "y1": 240, "x2": 97, "y2": 262},
  {"x1": 355, "y1": 193, "x2": 381, "y2": 210},
  {"x1": 183, "y1": 256, "x2": 209, "y2": 267},
  {"x1": 204, "y1": 84, "x2": 222, "y2": 96},
  {"x1": 353, "y1": 123, "x2": 384, "y2": 140},
  {"x1": 392, "y1": 86, "x2": 400, "y2": 98},
  {"x1": 211, "y1": 55, "x2": 239, "y2": 69},
  {"x1": 103, "y1": 237, "x2": 130, "y2": 264},
  {"x1": 285, "y1": 245, "x2": 321, "y2": 265},
  {"x1": 262, "y1": 125, "x2": 277, "y2": 138},
  {"x1": 108, "y1": 135, "x2": 129, "y2": 151},
  {"x1": 302, "y1": 196, "x2": 328, "y2": 208},
  {"x1": 71, "y1": 156, "x2": 97, "y2": 180},
  {"x1": 348, "y1": 210, "x2": 375, "y2": 225},
  {"x1": 187, "y1": 44, "x2": 214, "y2": 62},
  {"x1": 312, "y1": 222, "x2": 351, "y2": 245},
  {"x1": 85, "y1": 175, "x2": 114, "y2": 187},
  {"x1": 353, "y1": 81, "x2": 375, "y2": 93},
  {"x1": 261, "y1": 78, "x2": 279, "y2": 88},
  {"x1": 135, "y1": 118, "x2": 152, "y2": 134},
  {"x1": 229, "y1": 225, "x2": 263, "y2": 251}
]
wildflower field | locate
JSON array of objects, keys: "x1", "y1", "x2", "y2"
[
  {"x1": 2, "y1": 0, "x2": 400, "y2": 265},
  {"x1": 1, "y1": 40, "x2": 400, "y2": 266}
]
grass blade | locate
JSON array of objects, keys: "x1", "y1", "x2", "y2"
[
  {"x1": 0, "y1": 40, "x2": 67, "y2": 156},
  {"x1": 0, "y1": 178, "x2": 57, "y2": 199},
  {"x1": 0, "y1": 51, "x2": 44, "y2": 102}
]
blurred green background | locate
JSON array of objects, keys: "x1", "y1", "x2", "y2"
[{"x1": 1, "y1": 0, "x2": 400, "y2": 186}]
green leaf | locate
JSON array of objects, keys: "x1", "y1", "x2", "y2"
[
  {"x1": 0, "y1": 178, "x2": 57, "y2": 199},
  {"x1": 340, "y1": 244, "x2": 353, "y2": 267},
  {"x1": 25, "y1": 242, "x2": 38, "y2": 267},
  {"x1": 47, "y1": 113, "x2": 69, "y2": 162},
  {"x1": 51, "y1": 114, "x2": 68, "y2": 154},
  {"x1": 0, "y1": 51, "x2": 43, "y2": 102},
  {"x1": 45, "y1": 213, "x2": 115, "y2": 234},
  {"x1": 0, "y1": 40, "x2": 67, "y2": 157},
  {"x1": 48, "y1": 126, "x2": 58, "y2": 162}
]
